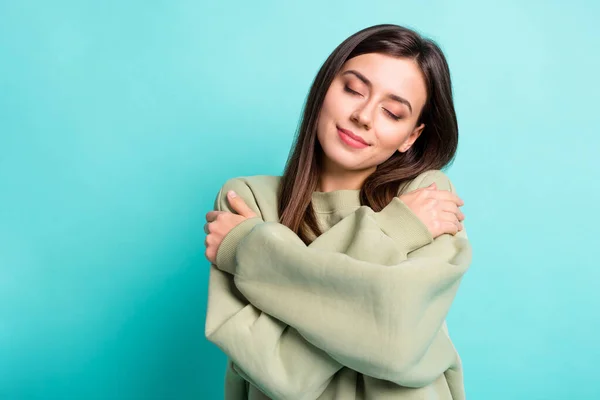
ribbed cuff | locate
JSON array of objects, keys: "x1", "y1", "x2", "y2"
[
  {"x1": 372, "y1": 197, "x2": 434, "y2": 255},
  {"x1": 216, "y1": 217, "x2": 263, "y2": 275}
]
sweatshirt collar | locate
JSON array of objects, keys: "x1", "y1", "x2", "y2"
[{"x1": 311, "y1": 189, "x2": 361, "y2": 213}]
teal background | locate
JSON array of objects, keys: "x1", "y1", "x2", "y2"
[{"x1": 1, "y1": 0, "x2": 598, "y2": 399}]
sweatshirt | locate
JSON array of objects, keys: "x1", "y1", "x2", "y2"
[{"x1": 204, "y1": 169, "x2": 473, "y2": 400}]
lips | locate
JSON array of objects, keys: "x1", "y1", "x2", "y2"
[{"x1": 336, "y1": 126, "x2": 369, "y2": 145}]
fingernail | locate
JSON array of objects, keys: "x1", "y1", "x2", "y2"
[{"x1": 228, "y1": 190, "x2": 237, "y2": 198}]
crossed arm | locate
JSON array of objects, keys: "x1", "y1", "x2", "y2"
[{"x1": 204, "y1": 171, "x2": 471, "y2": 398}]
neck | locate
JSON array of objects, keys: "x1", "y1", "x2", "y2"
[{"x1": 317, "y1": 161, "x2": 376, "y2": 192}]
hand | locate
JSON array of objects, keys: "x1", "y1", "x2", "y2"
[
  {"x1": 398, "y1": 183, "x2": 465, "y2": 238},
  {"x1": 204, "y1": 191, "x2": 257, "y2": 264}
]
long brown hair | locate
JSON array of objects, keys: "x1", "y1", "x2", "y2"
[{"x1": 278, "y1": 24, "x2": 459, "y2": 244}]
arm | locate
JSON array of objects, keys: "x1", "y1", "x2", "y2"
[
  {"x1": 307, "y1": 170, "x2": 458, "y2": 260},
  {"x1": 204, "y1": 180, "x2": 343, "y2": 399},
  {"x1": 228, "y1": 172, "x2": 472, "y2": 386}
]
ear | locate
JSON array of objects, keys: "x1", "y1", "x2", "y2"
[{"x1": 398, "y1": 123, "x2": 425, "y2": 153}]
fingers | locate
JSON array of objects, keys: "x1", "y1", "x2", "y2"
[
  {"x1": 430, "y1": 189, "x2": 464, "y2": 206},
  {"x1": 204, "y1": 231, "x2": 216, "y2": 263},
  {"x1": 227, "y1": 191, "x2": 257, "y2": 218},
  {"x1": 427, "y1": 189, "x2": 465, "y2": 222},
  {"x1": 206, "y1": 210, "x2": 223, "y2": 222},
  {"x1": 439, "y1": 200, "x2": 465, "y2": 221},
  {"x1": 441, "y1": 213, "x2": 464, "y2": 235},
  {"x1": 204, "y1": 246, "x2": 216, "y2": 264},
  {"x1": 440, "y1": 211, "x2": 463, "y2": 234},
  {"x1": 443, "y1": 220, "x2": 462, "y2": 235},
  {"x1": 420, "y1": 185, "x2": 463, "y2": 206}
]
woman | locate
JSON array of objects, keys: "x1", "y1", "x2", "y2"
[{"x1": 204, "y1": 23, "x2": 472, "y2": 399}]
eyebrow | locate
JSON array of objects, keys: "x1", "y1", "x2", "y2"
[{"x1": 342, "y1": 69, "x2": 413, "y2": 114}]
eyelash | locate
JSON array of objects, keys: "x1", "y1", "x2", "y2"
[
  {"x1": 344, "y1": 85, "x2": 361, "y2": 96},
  {"x1": 343, "y1": 85, "x2": 402, "y2": 121}
]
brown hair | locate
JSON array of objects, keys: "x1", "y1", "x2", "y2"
[{"x1": 278, "y1": 24, "x2": 459, "y2": 244}]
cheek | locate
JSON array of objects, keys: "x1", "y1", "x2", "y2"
[
  {"x1": 317, "y1": 93, "x2": 343, "y2": 141},
  {"x1": 321, "y1": 86, "x2": 350, "y2": 121},
  {"x1": 317, "y1": 96, "x2": 334, "y2": 143},
  {"x1": 375, "y1": 126, "x2": 409, "y2": 151}
]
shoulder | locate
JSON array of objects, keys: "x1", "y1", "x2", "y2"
[
  {"x1": 400, "y1": 169, "x2": 469, "y2": 240},
  {"x1": 213, "y1": 175, "x2": 282, "y2": 217},
  {"x1": 399, "y1": 169, "x2": 457, "y2": 195},
  {"x1": 218, "y1": 175, "x2": 281, "y2": 195}
]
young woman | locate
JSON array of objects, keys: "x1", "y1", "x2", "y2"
[{"x1": 204, "y1": 24, "x2": 472, "y2": 399}]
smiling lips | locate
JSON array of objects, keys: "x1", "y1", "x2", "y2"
[{"x1": 337, "y1": 126, "x2": 370, "y2": 149}]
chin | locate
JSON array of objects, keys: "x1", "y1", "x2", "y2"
[{"x1": 321, "y1": 142, "x2": 366, "y2": 171}]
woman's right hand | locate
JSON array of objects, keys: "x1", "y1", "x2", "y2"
[{"x1": 398, "y1": 182, "x2": 465, "y2": 238}]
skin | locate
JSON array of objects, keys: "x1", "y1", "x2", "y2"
[
  {"x1": 316, "y1": 53, "x2": 427, "y2": 192},
  {"x1": 205, "y1": 191, "x2": 256, "y2": 264},
  {"x1": 205, "y1": 53, "x2": 465, "y2": 264}
]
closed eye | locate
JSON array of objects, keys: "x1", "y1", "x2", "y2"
[
  {"x1": 344, "y1": 85, "x2": 363, "y2": 96},
  {"x1": 383, "y1": 108, "x2": 401, "y2": 121},
  {"x1": 345, "y1": 84, "x2": 401, "y2": 120}
]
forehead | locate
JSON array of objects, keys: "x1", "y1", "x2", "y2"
[{"x1": 341, "y1": 53, "x2": 427, "y2": 106}]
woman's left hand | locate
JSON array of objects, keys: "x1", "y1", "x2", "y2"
[{"x1": 204, "y1": 190, "x2": 258, "y2": 264}]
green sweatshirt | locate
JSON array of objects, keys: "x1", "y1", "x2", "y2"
[{"x1": 205, "y1": 169, "x2": 472, "y2": 400}]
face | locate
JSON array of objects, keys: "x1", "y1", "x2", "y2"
[{"x1": 316, "y1": 53, "x2": 428, "y2": 175}]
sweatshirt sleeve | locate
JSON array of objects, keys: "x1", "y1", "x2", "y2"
[
  {"x1": 204, "y1": 179, "x2": 343, "y2": 399},
  {"x1": 230, "y1": 172, "x2": 472, "y2": 386},
  {"x1": 352, "y1": 169, "x2": 464, "y2": 258}
]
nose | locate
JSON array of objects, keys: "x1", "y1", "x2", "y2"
[{"x1": 351, "y1": 104, "x2": 373, "y2": 130}]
